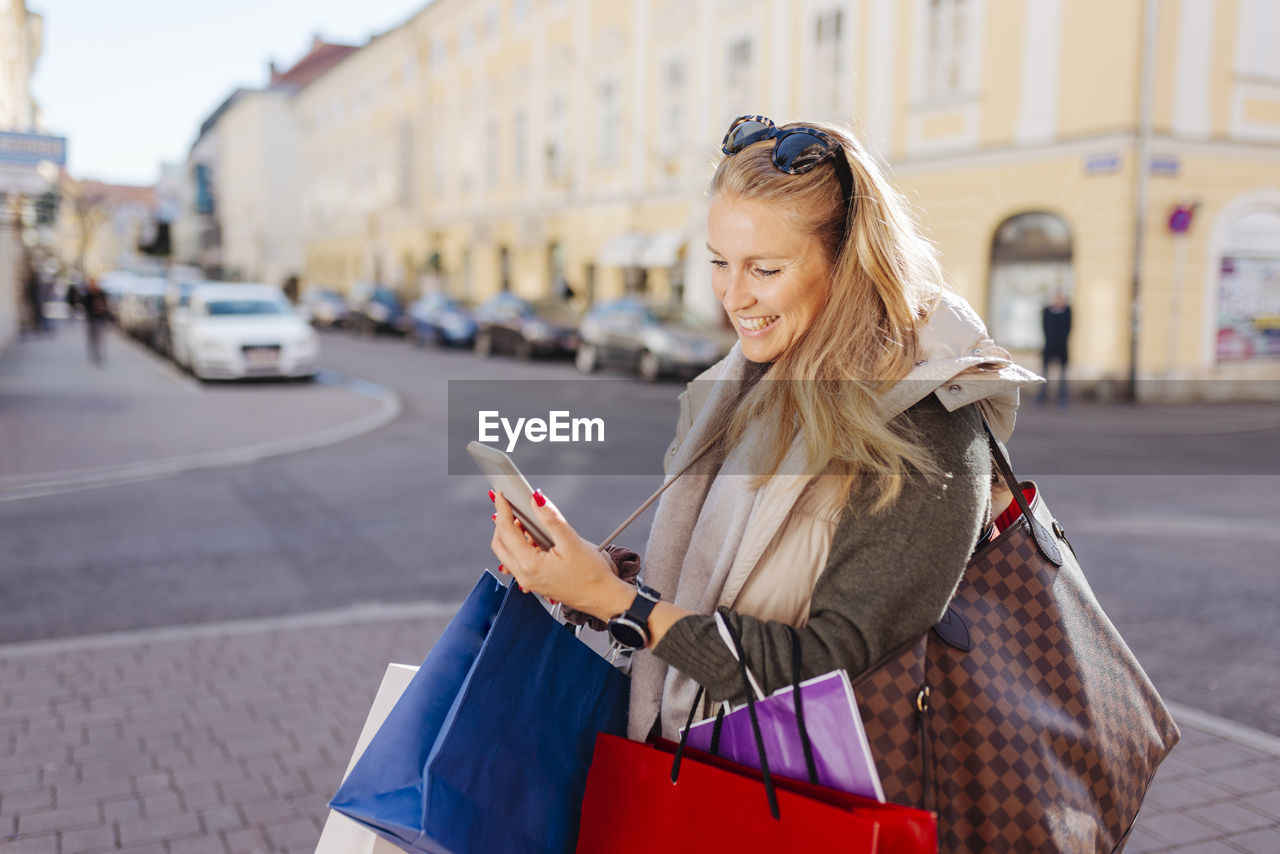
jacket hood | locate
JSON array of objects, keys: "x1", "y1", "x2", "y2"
[{"x1": 879, "y1": 288, "x2": 1042, "y2": 441}]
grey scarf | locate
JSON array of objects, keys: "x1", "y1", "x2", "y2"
[{"x1": 627, "y1": 347, "x2": 770, "y2": 740}]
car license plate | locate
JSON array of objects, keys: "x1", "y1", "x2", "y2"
[{"x1": 244, "y1": 346, "x2": 280, "y2": 366}]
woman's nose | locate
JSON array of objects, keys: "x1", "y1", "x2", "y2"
[{"x1": 721, "y1": 269, "x2": 755, "y2": 312}]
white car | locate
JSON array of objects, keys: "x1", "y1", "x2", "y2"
[{"x1": 184, "y1": 284, "x2": 319, "y2": 380}]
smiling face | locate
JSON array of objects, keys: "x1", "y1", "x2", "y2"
[{"x1": 707, "y1": 195, "x2": 833, "y2": 363}]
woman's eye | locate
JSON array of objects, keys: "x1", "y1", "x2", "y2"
[
  {"x1": 709, "y1": 259, "x2": 728, "y2": 270},
  {"x1": 755, "y1": 268, "x2": 781, "y2": 278}
]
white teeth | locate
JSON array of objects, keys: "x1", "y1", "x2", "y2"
[{"x1": 739, "y1": 316, "x2": 778, "y2": 331}]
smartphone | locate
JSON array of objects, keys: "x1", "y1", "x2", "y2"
[{"x1": 466, "y1": 441, "x2": 555, "y2": 550}]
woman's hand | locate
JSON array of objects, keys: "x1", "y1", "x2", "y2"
[{"x1": 490, "y1": 490, "x2": 634, "y2": 622}]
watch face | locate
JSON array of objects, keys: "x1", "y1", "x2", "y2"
[{"x1": 608, "y1": 618, "x2": 646, "y2": 650}]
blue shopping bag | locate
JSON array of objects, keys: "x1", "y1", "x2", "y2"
[{"x1": 330, "y1": 571, "x2": 629, "y2": 854}]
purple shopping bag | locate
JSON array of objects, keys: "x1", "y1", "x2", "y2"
[{"x1": 680, "y1": 618, "x2": 885, "y2": 802}]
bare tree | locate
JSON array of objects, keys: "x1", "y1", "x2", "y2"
[{"x1": 61, "y1": 176, "x2": 112, "y2": 274}]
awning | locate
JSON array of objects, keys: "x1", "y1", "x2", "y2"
[
  {"x1": 597, "y1": 232, "x2": 648, "y2": 267},
  {"x1": 638, "y1": 229, "x2": 685, "y2": 268},
  {"x1": 597, "y1": 230, "x2": 687, "y2": 268}
]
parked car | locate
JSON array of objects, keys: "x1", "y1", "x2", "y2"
[
  {"x1": 472, "y1": 292, "x2": 579, "y2": 359},
  {"x1": 116, "y1": 276, "x2": 170, "y2": 348},
  {"x1": 154, "y1": 277, "x2": 204, "y2": 359},
  {"x1": 407, "y1": 292, "x2": 477, "y2": 347},
  {"x1": 96, "y1": 271, "x2": 136, "y2": 317},
  {"x1": 575, "y1": 298, "x2": 734, "y2": 380},
  {"x1": 181, "y1": 283, "x2": 319, "y2": 380},
  {"x1": 347, "y1": 285, "x2": 409, "y2": 336},
  {"x1": 298, "y1": 288, "x2": 349, "y2": 329}
]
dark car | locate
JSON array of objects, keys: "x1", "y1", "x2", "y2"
[
  {"x1": 408, "y1": 292, "x2": 477, "y2": 347},
  {"x1": 299, "y1": 288, "x2": 349, "y2": 329},
  {"x1": 575, "y1": 298, "x2": 735, "y2": 380},
  {"x1": 472, "y1": 292, "x2": 579, "y2": 359},
  {"x1": 348, "y1": 286, "x2": 409, "y2": 336}
]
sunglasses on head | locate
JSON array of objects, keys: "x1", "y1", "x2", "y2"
[{"x1": 721, "y1": 115, "x2": 855, "y2": 209}]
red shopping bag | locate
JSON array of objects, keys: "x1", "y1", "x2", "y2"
[{"x1": 576, "y1": 734, "x2": 937, "y2": 854}]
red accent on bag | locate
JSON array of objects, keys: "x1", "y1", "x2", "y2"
[
  {"x1": 994, "y1": 485, "x2": 1037, "y2": 532},
  {"x1": 576, "y1": 734, "x2": 936, "y2": 854}
]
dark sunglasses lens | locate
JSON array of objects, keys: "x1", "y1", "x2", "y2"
[
  {"x1": 774, "y1": 133, "x2": 833, "y2": 173},
  {"x1": 725, "y1": 120, "x2": 772, "y2": 153}
]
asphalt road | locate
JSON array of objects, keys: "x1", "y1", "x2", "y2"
[{"x1": 2, "y1": 329, "x2": 1278, "y2": 736}]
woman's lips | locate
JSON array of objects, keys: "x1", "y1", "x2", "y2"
[{"x1": 737, "y1": 315, "x2": 779, "y2": 335}]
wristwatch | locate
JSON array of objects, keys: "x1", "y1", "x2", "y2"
[{"x1": 607, "y1": 582, "x2": 662, "y2": 650}]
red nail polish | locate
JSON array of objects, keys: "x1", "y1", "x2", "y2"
[
  {"x1": 533, "y1": 489, "x2": 546, "y2": 507},
  {"x1": 488, "y1": 489, "x2": 495, "y2": 502},
  {"x1": 492, "y1": 513, "x2": 497, "y2": 521},
  {"x1": 520, "y1": 585, "x2": 528, "y2": 593},
  {"x1": 549, "y1": 598, "x2": 558, "y2": 605},
  {"x1": 498, "y1": 563, "x2": 504, "y2": 573}
]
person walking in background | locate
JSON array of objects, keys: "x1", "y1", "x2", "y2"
[
  {"x1": 1039, "y1": 290, "x2": 1071, "y2": 407},
  {"x1": 22, "y1": 259, "x2": 47, "y2": 336},
  {"x1": 81, "y1": 277, "x2": 112, "y2": 365}
]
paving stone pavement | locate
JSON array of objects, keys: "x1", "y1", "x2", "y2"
[{"x1": 0, "y1": 608, "x2": 1277, "y2": 854}]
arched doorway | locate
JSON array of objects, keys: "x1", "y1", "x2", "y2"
[
  {"x1": 1212, "y1": 205, "x2": 1280, "y2": 363},
  {"x1": 986, "y1": 212, "x2": 1074, "y2": 352}
]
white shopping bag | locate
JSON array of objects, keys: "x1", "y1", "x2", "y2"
[{"x1": 314, "y1": 663, "x2": 420, "y2": 854}]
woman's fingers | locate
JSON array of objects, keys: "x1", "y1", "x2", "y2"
[
  {"x1": 492, "y1": 492, "x2": 534, "y2": 552},
  {"x1": 491, "y1": 492, "x2": 541, "y2": 591}
]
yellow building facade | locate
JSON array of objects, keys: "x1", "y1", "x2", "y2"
[
  {"x1": 291, "y1": 0, "x2": 1280, "y2": 397},
  {"x1": 295, "y1": 23, "x2": 426, "y2": 293}
]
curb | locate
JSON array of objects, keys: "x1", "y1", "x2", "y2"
[
  {"x1": 0, "y1": 371, "x2": 402, "y2": 503},
  {"x1": 0, "y1": 598, "x2": 463, "y2": 659},
  {"x1": 1166, "y1": 700, "x2": 1280, "y2": 759}
]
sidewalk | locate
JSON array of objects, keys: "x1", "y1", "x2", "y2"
[
  {"x1": 0, "y1": 322, "x2": 399, "y2": 502},
  {"x1": 1, "y1": 324, "x2": 1277, "y2": 851},
  {"x1": 0, "y1": 607, "x2": 1278, "y2": 854}
]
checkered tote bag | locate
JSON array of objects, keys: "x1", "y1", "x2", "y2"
[{"x1": 853, "y1": 422, "x2": 1180, "y2": 853}]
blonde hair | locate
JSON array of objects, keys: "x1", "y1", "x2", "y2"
[{"x1": 710, "y1": 120, "x2": 944, "y2": 511}]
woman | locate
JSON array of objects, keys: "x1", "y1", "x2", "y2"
[{"x1": 490, "y1": 116, "x2": 1037, "y2": 742}]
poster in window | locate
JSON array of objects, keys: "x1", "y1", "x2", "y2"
[{"x1": 1216, "y1": 256, "x2": 1280, "y2": 362}]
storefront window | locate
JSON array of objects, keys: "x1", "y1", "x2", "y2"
[{"x1": 987, "y1": 212, "x2": 1073, "y2": 351}]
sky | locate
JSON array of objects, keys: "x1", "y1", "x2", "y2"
[{"x1": 29, "y1": 0, "x2": 432, "y2": 185}]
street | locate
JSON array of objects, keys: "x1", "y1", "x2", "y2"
[
  {"x1": 3, "y1": 324, "x2": 1278, "y2": 735},
  {"x1": 2, "y1": 323, "x2": 1280, "y2": 854}
]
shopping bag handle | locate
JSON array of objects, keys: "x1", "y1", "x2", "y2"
[
  {"x1": 704, "y1": 623, "x2": 819, "y2": 787},
  {"x1": 669, "y1": 614, "x2": 781, "y2": 820},
  {"x1": 785, "y1": 625, "x2": 820, "y2": 787}
]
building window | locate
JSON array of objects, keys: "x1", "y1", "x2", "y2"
[
  {"x1": 486, "y1": 118, "x2": 500, "y2": 189},
  {"x1": 659, "y1": 56, "x2": 688, "y2": 157},
  {"x1": 1215, "y1": 207, "x2": 1280, "y2": 362},
  {"x1": 725, "y1": 36, "x2": 755, "y2": 123},
  {"x1": 513, "y1": 110, "x2": 528, "y2": 182},
  {"x1": 433, "y1": 125, "x2": 448, "y2": 198},
  {"x1": 597, "y1": 78, "x2": 621, "y2": 167},
  {"x1": 546, "y1": 92, "x2": 567, "y2": 182},
  {"x1": 813, "y1": 8, "x2": 844, "y2": 117},
  {"x1": 397, "y1": 120, "x2": 413, "y2": 208},
  {"x1": 987, "y1": 212, "x2": 1074, "y2": 352},
  {"x1": 194, "y1": 163, "x2": 214, "y2": 215},
  {"x1": 1237, "y1": 0, "x2": 1280, "y2": 80},
  {"x1": 922, "y1": 0, "x2": 975, "y2": 101}
]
